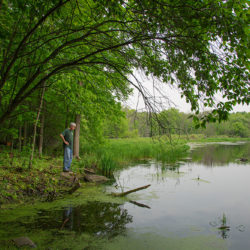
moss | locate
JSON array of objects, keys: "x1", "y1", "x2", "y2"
[{"x1": 0, "y1": 184, "x2": 126, "y2": 218}]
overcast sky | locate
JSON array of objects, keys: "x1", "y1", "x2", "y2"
[{"x1": 124, "y1": 72, "x2": 250, "y2": 113}]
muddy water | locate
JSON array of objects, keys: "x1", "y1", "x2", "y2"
[{"x1": 0, "y1": 142, "x2": 249, "y2": 249}]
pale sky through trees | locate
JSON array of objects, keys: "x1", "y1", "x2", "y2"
[{"x1": 125, "y1": 72, "x2": 250, "y2": 113}]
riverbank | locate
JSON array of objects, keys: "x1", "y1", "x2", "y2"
[
  {"x1": 1, "y1": 140, "x2": 249, "y2": 250},
  {"x1": 0, "y1": 138, "x2": 188, "y2": 205},
  {"x1": 0, "y1": 136, "x2": 248, "y2": 205}
]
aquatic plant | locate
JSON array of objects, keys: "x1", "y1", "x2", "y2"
[
  {"x1": 85, "y1": 138, "x2": 188, "y2": 164},
  {"x1": 79, "y1": 138, "x2": 189, "y2": 177},
  {"x1": 99, "y1": 153, "x2": 116, "y2": 178},
  {"x1": 218, "y1": 213, "x2": 230, "y2": 239}
]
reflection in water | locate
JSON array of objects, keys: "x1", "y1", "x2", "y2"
[
  {"x1": 61, "y1": 206, "x2": 73, "y2": 230},
  {"x1": 218, "y1": 213, "x2": 230, "y2": 239},
  {"x1": 210, "y1": 213, "x2": 231, "y2": 239},
  {"x1": 190, "y1": 142, "x2": 250, "y2": 166},
  {"x1": 151, "y1": 161, "x2": 185, "y2": 184},
  {"x1": 20, "y1": 202, "x2": 133, "y2": 239},
  {"x1": 1, "y1": 142, "x2": 250, "y2": 250}
]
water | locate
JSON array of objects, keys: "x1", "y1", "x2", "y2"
[{"x1": 0, "y1": 142, "x2": 249, "y2": 249}]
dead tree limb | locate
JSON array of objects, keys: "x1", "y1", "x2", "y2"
[
  {"x1": 28, "y1": 82, "x2": 45, "y2": 169},
  {"x1": 129, "y1": 200, "x2": 151, "y2": 209},
  {"x1": 112, "y1": 184, "x2": 151, "y2": 197}
]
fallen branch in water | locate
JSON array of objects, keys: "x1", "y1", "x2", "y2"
[
  {"x1": 129, "y1": 200, "x2": 151, "y2": 209},
  {"x1": 111, "y1": 184, "x2": 151, "y2": 197}
]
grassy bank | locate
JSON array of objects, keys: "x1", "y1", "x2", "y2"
[
  {"x1": 0, "y1": 153, "x2": 72, "y2": 204},
  {"x1": 1, "y1": 136, "x2": 248, "y2": 204},
  {"x1": 78, "y1": 137, "x2": 189, "y2": 176},
  {"x1": 185, "y1": 134, "x2": 250, "y2": 142},
  {"x1": 77, "y1": 135, "x2": 249, "y2": 175},
  {"x1": 78, "y1": 135, "x2": 249, "y2": 169},
  {"x1": 0, "y1": 137, "x2": 188, "y2": 204}
]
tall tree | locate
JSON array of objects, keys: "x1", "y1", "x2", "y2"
[
  {"x1": 73, "y1": 114, "x2": 81, "y2": 159},
  {"x1": 29, "y1": 83, "x2": 46, "y2": 169},
  {"x1": 38, "y1": 100, "x2": 45, "y2": 158},
  {"x1": 17, "y1": 125, "x2": 22, "y2": 152},
  {"x1": 0, "y1": 0, "x2": 249, "y2": 128}
]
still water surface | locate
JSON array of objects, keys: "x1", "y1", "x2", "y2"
[{"x1": 0, "y1": 142, "x2": 249, "y2": 249}]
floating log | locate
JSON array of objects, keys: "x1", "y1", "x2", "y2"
[
  {"x1": 112, "y1": 184, "x2": 151, "y2": 197},
  {"x1": 129, "y1": 200, "x2": 151, "y2": 209}
]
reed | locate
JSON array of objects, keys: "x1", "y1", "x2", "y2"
[{"x1": 80, "y1": 137, "x2": 189, "y2": 177}]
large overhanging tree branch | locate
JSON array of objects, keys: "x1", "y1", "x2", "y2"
[
  {"x1": 0, "y1": 0, "x2": 249, "y2": 125},
  {"x1": 0, "y1": 0, "x2": 70, "y2": 88}
]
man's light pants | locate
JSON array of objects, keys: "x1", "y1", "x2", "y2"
[{"x1": 63, "y1": 146, "x2": 73, "y2": 171}]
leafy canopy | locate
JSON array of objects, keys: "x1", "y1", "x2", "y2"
[{"x1": 0, "y1": 0, "x2": 249, "y2": 126}]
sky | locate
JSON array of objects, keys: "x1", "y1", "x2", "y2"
[{"x1": 124, "y1": 72, "x2": 250, "y2": 114}]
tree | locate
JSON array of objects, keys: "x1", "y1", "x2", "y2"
[
  {"x1": 38, "y1": 100, "x2": 45, "y2": 157},
  {"x1": 0, "y1": 0, "x2": 248, "y2": 129},
  {"x1": 29, "y1": 83, "x2": 46, "y2": 169},
  {"x1": 73, "y1": 114, "x2": 81, "y2": 159}
]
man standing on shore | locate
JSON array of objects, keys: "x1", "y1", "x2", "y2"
[{"x1": 60, "y1": 122, "x2": 76, "y2": 172}]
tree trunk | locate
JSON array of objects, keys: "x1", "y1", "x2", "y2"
[
  {"x1": 73, "y1": 114, "x2": 81, "y2": 159},
  {"x1": 73, "y1": 81, "x2": 82, "y2": 159},
  {"x1": 29, "y1": 84, "x2": 46, "y2": 169},
  {"x1": 18, "y1": 126, "x2": 22, "y2": 152},
  {"x1": 23, "y1": 121, "x2": 27, "y2": 146},
  {"x1": 38, "y1": 100, "x2": 45, "y2": 158},
  {"x1": 65, "y1": 105, "x2": 69, "y2": 128}
]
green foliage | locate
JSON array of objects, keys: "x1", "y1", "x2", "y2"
[
  {"x1": 117, "y1": 109, "x2": 250, "y2": 139},
  {"x1": 0, "y1": 147, "x2": 64, "y2": 204},
  {"x1": 99, "y1": 154, "x2": 117, "y2": 177},
  {"x1": 0, "y1": 0, "x2": 249, "y2": 205},
  {"x1": 80, "y1": 137, "x2": 189, "y2": 170},
  {"x1": 0, "y1": 0, "x2": 249, "y2": 126},
  {"x1": 103, "y1": 115, "x2": 138, "y2": 139}
]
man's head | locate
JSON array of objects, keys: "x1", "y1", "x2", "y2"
[{"x1": 69, "y1": 122, "x2": 76, "y2": 130}]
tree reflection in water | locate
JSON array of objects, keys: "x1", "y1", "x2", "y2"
[
  {"x1": 61, "y1": 202, "x2": 133, "y2": 238},
  {"x1": 22, "y1": 201, "x2": 133, "y2": 239},
  {"x1": 191, "y1": 142, "x2": 250, "y2": 166}
]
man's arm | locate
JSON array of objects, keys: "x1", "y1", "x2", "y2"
[{"x1": 60, "y1": 134, "x2": 69, "y2": 145}]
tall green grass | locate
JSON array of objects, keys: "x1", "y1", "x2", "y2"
[
  {"x1": 79, "y1": 137, "x2": 189, "y2": 176},
  {"x1": 69, "y1": 135, "x2": 249, "y2": 176}
]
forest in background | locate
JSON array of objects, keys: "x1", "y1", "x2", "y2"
[
  {"x1": 1, "y1": 105, "x2": 249, "y2": 156},
  {"x1": 104, "y1": 108, "x2": 250, "y2": 139}
]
